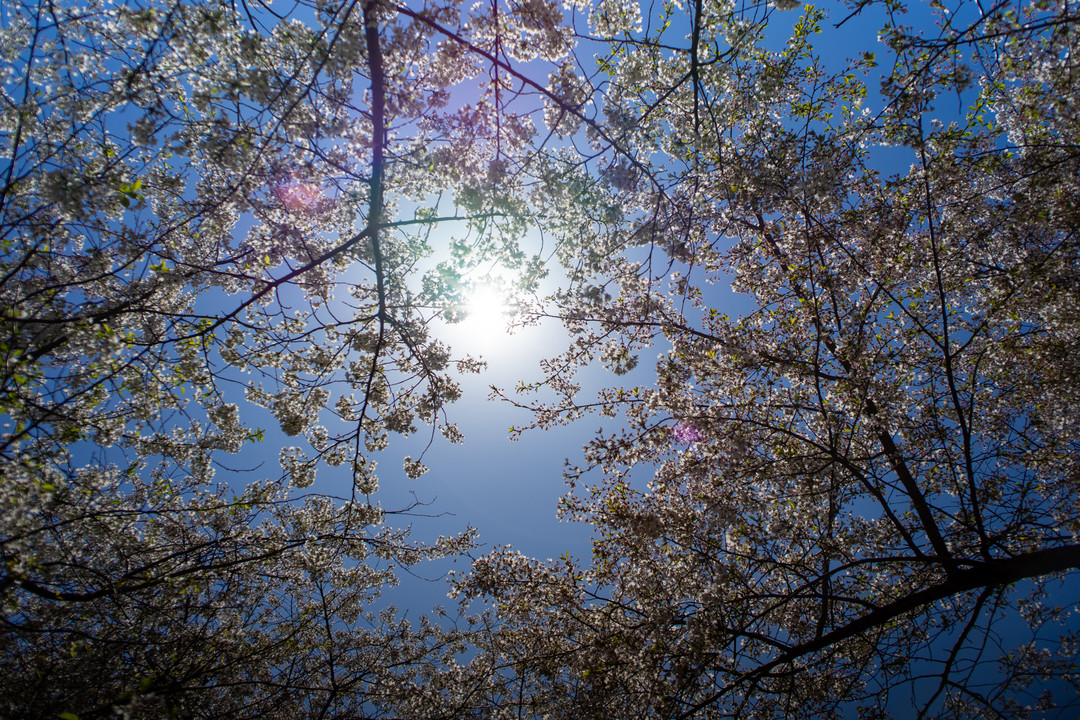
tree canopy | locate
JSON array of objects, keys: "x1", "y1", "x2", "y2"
[{"x1": 1, "y1": 0, "x2": 1078, "y2": 718}]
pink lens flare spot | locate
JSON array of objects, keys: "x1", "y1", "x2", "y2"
[
  {"x1": 273, "y1": 181, "x2": 322, "y2": 212},
  {"x1": 672, "y1": 421, "x2": 705, "y2": 444}
]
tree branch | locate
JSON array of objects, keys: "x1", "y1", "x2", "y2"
[{"x1": 679, "y1": 544, "x2": 1080, "y2": 719}]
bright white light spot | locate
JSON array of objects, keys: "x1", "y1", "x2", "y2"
[{"x1": 460, "y1": 284, "x2": 512, "y2": 347}]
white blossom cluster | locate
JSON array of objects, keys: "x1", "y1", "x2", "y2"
[{"x1": 589, "y1": 0, "x2": 642, "y2": 37}]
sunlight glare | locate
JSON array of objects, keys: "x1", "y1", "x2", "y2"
[{"x1": 460, "y1": 283, "x2": 513, "y2": 347}]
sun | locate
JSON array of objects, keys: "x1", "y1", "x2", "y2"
[{"x1": 458, "y1": 283, "x2": 513, "y2": 347}]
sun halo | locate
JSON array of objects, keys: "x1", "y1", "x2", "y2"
[{"x1": 457, "y1": 283, "x2": 514, "y2": 347}]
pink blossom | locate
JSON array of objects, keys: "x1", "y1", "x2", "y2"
[
  {"x1": 273, "y1": 181, "x2": 322, "y2": 213},
  {"x1": 672, "y1": 421, "x2": 705, "y2": 444}
]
